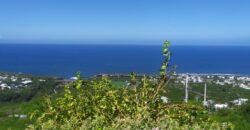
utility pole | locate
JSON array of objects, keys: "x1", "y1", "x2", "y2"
[
  {"x1": 203, "y1": 82, "x2": 208, "y2": 106},
  {"x1": 184, "y1": 74, "x2": 188, "y2": 103}
]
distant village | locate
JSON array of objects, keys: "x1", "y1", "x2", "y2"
[
  {"x1": 1, "y1": 73, "x2": 250, "y2": 111},
  {"x1": 176, "y1": 73, "x2": 250, "y2": 90},
  {"x1": 0, "y1": 73, "x2": 46, "y2": 90}
]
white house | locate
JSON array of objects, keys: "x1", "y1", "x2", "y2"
[
  {"x1": 161, "y1": 96, "x2": 169, "y2": 103},
  {"x1": 239, "y1": 84, "x2": 250, "y2": 89},
  {"x1": 10, "y1": 76, "x2": 17, "y2": 82},
  {"x1": 232, "y1": 98, "x2": 248, "y2": 106},
  {"x1": 39, "y1": 79, "x2": 46, "y2": 82},
  {"x1": 214, "y1": 103, "x2": 228, "y2": 110},
  {"x1": 229, "y1": 76, "x2": 235, "y2": 80},
  {"x1": 216, "y1": 80, "x2": 225, "y2": 86},
  {"x1": 22, "y1": 80, "x2": 32, "y2": 84},
  {"x1": 0, "y1": 83, "x2": 11, "y2": 89}
]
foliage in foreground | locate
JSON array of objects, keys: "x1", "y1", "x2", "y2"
[{"x1": 27, "y1": 41, "x2": 233, "y2": 130}]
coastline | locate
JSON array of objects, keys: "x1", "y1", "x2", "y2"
[{"x1": 1, "y1": 71, "x2": 250, "y2": 79}]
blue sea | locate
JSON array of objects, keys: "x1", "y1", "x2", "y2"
[{"x1": 0, "y1": 44, "x2": 250, "y2": 78}]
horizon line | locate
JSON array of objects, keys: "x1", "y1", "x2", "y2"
[{"x1": 0, "y1": 43, "x2": 250, "y2": 47}]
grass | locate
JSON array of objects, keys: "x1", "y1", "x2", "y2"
[
  {"x1": 0, "y1": 102, "x2": 27, "y2": 130},
  {"x1": 0, "y1": 117, "x2": 28, "y2": 130},
  {"x1": 111, "y1": 81, "x2": 126, "y2": 88},
  {"x1": 0, "y1": 96, "x2": 44, "y2": 130}
]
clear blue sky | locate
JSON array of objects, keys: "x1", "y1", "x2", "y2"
[{"x1": 0, "y1": 0, "x2": 250, "y2": 45}]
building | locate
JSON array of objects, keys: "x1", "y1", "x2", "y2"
[
  {"x1": 214, "y1": 103, "x2": 228, "y2": 110},
  {"x1": 231, "y1": 98, "x2": 248, "y2": 106}
]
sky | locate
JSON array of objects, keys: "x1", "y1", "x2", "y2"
[{"x1": 0, "y1": 0, "x2": 250, "y2": 45}]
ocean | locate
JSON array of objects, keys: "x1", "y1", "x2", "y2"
[{"x1": 0, "y1": 44, "x2": 250, "y2": 78}]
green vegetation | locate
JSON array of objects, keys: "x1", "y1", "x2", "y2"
[
  {"x1": 0, "y1": 117, "x2": 28, "y2": 130},
  {"x1": 200, "y1": 84, "x2": 248, "y2": 101},
  {"x1": 212, "y1": 102, "x2": 250, "y2": 130},
  {"x1": 0, "y1": 97, "x2": 44, "y2": 130},
  {"x1": 0, "y1": 75, "x2": 58, "y2": 102},
  {"x1": 0, "y1": 74, "x2": 59, "y2": 130},
  {"x1": 164, "y1": 83, "x2": 250, "y2": 103},
  {"x1": 27, "y1": 41, "x2": 233, "y2": 130}
]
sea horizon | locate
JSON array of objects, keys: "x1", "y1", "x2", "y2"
[
  {"x1": 1, "y1": 40, "x2": 250, "y2": 46},
  {"x1": 1, "y1": 44, "x2": 250, "y2": 78}
]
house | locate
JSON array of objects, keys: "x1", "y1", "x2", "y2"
[
  {"x1": 39, "y1": 79, "x2": 46, "y2": 82},
  {"x1": 10, "y1": 76, "x2": 17, "y2": 82},
  {"x1": 224, "y1": 79, "x2": 233, "y2": 85},
  {"x1": 239, "y1": 84, "x2": 250, "y2": 89},
  {"x1": 214, "y1": 103, "x2": 228, "y2": 110},
  {"x1": 69, "y1": 77, "x2": 77, "y2": 81},
  {"x1": 231, "y1": 98, "x2": 248, "y2": 106},
  {"x1": 197, "y1": 76, "x2": 203, "y2": 83},
  {"x1": 161, "y1": 96, "x2": 168, "y2": 103},
  {"x1": 22, "y1": 80, "x2": 32, "y2": 84},
  {"x1": 229, "y1": 76, "x2": 235, "y2": 80},
  {"x1": 216, "y1": 80, "x2": 225, "y2": 86},
  {"x1": 0, "y1": 83, "x2": 10, "y2": 89}
]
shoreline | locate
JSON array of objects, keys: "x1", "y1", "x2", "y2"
[{"x1": 1, "y1": 71, "x2": 250, "y2": 79}]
